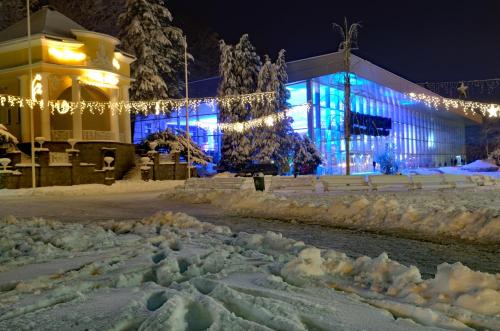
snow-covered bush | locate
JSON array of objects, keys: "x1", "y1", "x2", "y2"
[
  {"x1": 0, "y1": 124, "x2": 18, "y2": 147},
  {"x1": 375, "y1": 143, "x2": 399, "y2": 174},
  {"x1": 141, "y1": 128, "x2": 212, "y2": 165},
  {"x1": 488, "y1": 147, "x2": 500, "y2": 165},
  {"x1": 292, "y1": 133, "x2": 322, "y2": 175}
]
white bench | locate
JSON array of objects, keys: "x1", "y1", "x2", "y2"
[
  {"x1": 442, "y1": 175, "x2": 478, "y2": 189},
  {"x1": 368, "y1": 175, "x2": 413, "y2": 191},
  {"x1": 320, "y1": 175, "x2": 370, "y2": 192},
  {"x1": 269, "y1": 176, "x2": 316, "y2": 193},
  {"x1": 184, "y1": 177, "x2": 253, "y2": 191},
  {"x1": 411, "y1": 175, "x2": 453, "y2": 190}
]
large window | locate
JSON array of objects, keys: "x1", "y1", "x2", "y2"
[{"x1": 133, "y1": 72, "x2": 466, "y2": 173}]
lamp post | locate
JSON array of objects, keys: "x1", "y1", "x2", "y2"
[
  {"x1": 27, "y1": 0, "x2": 36, "y2": 188},
  {"x1": 184, "y1": 36, "x2": 191, "y2": 179}
]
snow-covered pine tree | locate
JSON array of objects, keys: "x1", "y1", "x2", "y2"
[
  {"x1": 252, "y1": 55, "x2": 289, "y2": 171},
  {"x1": 274, "y1": 49, "x2": 295, "y2": 167},
  {"x1": 218, "y1": 35, "x2": 261, "y2": 170},
  {"x1": 251, "y1": 51, "x2": 294, "y2": 172},
  {"x1": 250, "y1": 55, "x2": 279, "y2": 165},
  {"x1": 0, "y1": 0, "x2": 40, "y2": 30},
  {"x1": 118, "y1": 0, "x2": 185, "y2": 101},
  {"x1": 51, "y1": 0, "x2": 124, "y2": 37}
]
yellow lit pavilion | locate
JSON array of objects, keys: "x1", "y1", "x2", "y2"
[{"x1": 0, "y1": 6, "x2": 135, "y2": 144}]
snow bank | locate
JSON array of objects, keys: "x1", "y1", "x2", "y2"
[
  {"x1": 461, "y1": 160, "x2": 499, "y2": 172},
  {"x1": 281, "y1": 249, "x2": 500, "y2": 329},
  {"x1": 1, "y1": 213, "x2": 499, "y2": 330},
  {"x1": 0, "y1": 180, "x2": 184, "y2": 197},
  {"x1": 167, "y1": 188, "x2": 500, "y2": 244}
]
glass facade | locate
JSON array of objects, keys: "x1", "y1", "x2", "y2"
[{"x1": 134, "y1": 72, "x2": 466, "y2": 174}]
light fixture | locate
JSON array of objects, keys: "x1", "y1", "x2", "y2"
[
  {"x1": 48, "y1": 47, "x2": 86, "y2": 62},
  {"x1": 31, "y1": 74, "x2": 43, "y2": 100},
  {"x1": 112, "y1": 58, "x2": 121, "y2": 70},
  {"x1": 79, "y1": 70, "x2": 119, "y2": 89}
]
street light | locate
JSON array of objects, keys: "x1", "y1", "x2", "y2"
[
  {"x1": 184, "y1": 36, "x2": 191, "y2": 179},
  {"x1": 26, "y1": 0, "x2": 36, "y2": 188}
]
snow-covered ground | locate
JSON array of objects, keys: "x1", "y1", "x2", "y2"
[
  {"x1": 0, "y1": 180, "x2": 184, "y2": 197},
  {"x1": 167, "y1": 186, "x2": 500, "y2": 244},
  {"x1": 1, "y1": 213, "x2": 498, "y2": 330},
  {"x1": 438, "y1": 166, "x2": 500, "y2": 179}
]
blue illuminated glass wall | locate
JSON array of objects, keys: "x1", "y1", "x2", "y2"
[
  {"x1": 133, "y1": 102, "x2": 222, "y2": 162},
  {"x1": 134, "y1": 72, "x2": 466, "y2": 174}
]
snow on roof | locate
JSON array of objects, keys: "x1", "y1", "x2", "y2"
[{"x1": 0, "y1": 6, "x2": 87, "y2": 43}]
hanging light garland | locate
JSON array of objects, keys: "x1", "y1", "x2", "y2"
[
  {"x1": 0, "y1": 91, "x2": 276, "y2": 116},
  {"x1": 219, "y1": 103, "x2": 311, "y2": 133},
  {"x1": 407, "y1": 93, "x2": 500, "y2": 118}
]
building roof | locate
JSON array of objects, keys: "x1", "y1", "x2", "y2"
[
  {"x1": 0, "y1": 6, "x2": 86, "y2": 43},
  {"x1": 189, "y1": 52, "x2": 438, "y2": 98},
  {"x1": 287, "y1": 52, "x2": 438, "y2": 97},
  {"x1": 189, "y1": 51, "x2": 479, "y2": 123}
]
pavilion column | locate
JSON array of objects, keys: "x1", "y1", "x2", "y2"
[
  {"x1": 109, "y1": 89, "x2": 120, "y2": 141},
  {"x1": 71, "y1": 76, "x2": 82, "y2": 140},
  {"x1": 40, "y1": 73, "x2": 51, "y2": 140},
  {"x1": 18, "y1": 75, "x2": 31, "y2": 142},
  {"x1": 119, "y1": 84, "x2": 131, "y2": 143}
]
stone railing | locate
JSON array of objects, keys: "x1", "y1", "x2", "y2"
[
  {"x1": 0, "y1": 147, "x2": 116, "y2": 189},
  {"x1": 51, "y1": 130, "x2": 72, "y2": 141},
  {"x1": 140, "y1": 151, "x2": 195, "y2": 181},
  {"x1": 52, "y1": 130, "x2": 116, "y2": 142}
]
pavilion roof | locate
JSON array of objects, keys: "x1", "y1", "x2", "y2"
[{"x1": 0, "y1": 6, "x2": 86, "y2": 43}]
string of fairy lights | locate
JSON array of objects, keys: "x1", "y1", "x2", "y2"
[
  {"x1": 219, "y1": 104, "x2": 311, "y2": 132},
  {"x1": 0, "y1": 91, "x2": 276, "y2": 116},
  {"x1": 407, "y1": 93, "x2": 500, "y2": 118},
  {"x1": 1, "y1": 90, "x2": 499, "y2": 136}
]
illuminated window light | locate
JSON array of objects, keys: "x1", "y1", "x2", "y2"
[
  {"x1": 48, "y1": 47, "x2": 86, "y2": 62},
  {"x1": 31, "y1": 74, "x2": 43, "y2": 100},
  {"x1": 80, "y1": 70, "x2": 119, "y2": 89},
  {"x1": 112, "y1": 58, "x2": 121, "y2": 70}
]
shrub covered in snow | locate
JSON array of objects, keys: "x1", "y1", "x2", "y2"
[
  {"x1": 0, "y1": 124, "x2": 18, "y2": 147},
  {"x1": 292, "y1": 133, "x2": 322, "y2": 175},
  {"x1": 141, "y1": 128, "x2": 212, "y2": 165}
]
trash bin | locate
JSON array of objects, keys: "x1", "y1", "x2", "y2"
[{"x1": 253, "y1": 172, "x2": 265, "y2": 191}]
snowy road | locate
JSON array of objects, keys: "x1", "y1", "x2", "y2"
[{"x1": 1, "y1": 189, "x2": 498, "y2": 277}]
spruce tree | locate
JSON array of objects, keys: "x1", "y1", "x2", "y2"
[
  {"x1": 118, "y1": 0, "x2": 185, "y2": 101},
  {"x1": 218, "y1": 35, "x2": 261, "y2": 170},
  {"x1": 292, "y1": 134, "x2": 322, "y2": 175},
  {"x1": 0, "y1": 0, "x2": 40, "y2": 31},
  {"x1": 252, "y1": 50, "x2": 294, "y2": 172}
]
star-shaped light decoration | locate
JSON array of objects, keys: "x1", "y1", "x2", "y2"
[
  {"x1": 486, "y1": 105, "x2": 499, "y2": 118},
  {"x1": 457, "y1": 81, "x2": 469, "y2": 99}
]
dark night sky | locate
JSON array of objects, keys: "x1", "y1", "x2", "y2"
[{"x1": 169, "y1": 0, "x2": 500, "y2": 84}]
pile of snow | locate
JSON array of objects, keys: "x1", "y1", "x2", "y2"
[
  {"x1": 461, "y1": 160, "x2": 499, "y2": 172},
  {"x1": 212, "y1": 171, "x2": 235, "y2": 178},
  {"x1": 0, "y1": 180, "x2": 184, "y2": 197},
  {"x1": 0, "y1": 213, "x2": 498, "y2": 330},
  {"x1": 166, "y1": 188, "x2": 500, "y2": 244}
]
